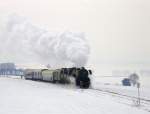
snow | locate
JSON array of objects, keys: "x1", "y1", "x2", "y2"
[
  {"x1": 92, "y1": 76, "x2": 150, "y2": 99},
  {"x1": 0, "y1": 76, "x2": 149, "y2": 114}
]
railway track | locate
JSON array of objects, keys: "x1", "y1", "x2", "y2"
[
  {"x1": 89, "y1": 87, "x2": 150, "y2": 112},
  {"x1": 91, "y1": 88, "x2": 150, "y2": 102}
]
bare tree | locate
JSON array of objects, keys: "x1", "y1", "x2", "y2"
[{"x1": 129, "y1": 73, "x2": 139, "y2": 86}]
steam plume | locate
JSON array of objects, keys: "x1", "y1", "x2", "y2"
[{"x1": 0, "y1": 14, "x2": 90, "y2": 68}]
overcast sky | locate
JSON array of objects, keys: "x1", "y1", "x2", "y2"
[{"x1": 0, "y1": 0, "x2": 150, "y2": 69}]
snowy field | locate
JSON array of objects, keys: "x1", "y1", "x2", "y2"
[
  {"x1": 92, "y1": 76, "x2": 150, "y2": 100},
  {"x1": 0, "y1": 76, "x2": 150, "y2": 114}
]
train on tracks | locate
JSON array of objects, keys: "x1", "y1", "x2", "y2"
[{"x1": 24, "y1": 67, "x2": 92, "y2": 89}]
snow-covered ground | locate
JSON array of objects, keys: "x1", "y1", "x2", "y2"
[
  {"x1": 92, "y1": 76, "x2": 150, "y2": 100},
  {"x1": 0, "y1": 76, "x2": 149, "y2": 114}
]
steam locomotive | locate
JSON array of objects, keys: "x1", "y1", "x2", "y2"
[{"x1": 24, "y1": 67, "x2": 92, "y2": 89}]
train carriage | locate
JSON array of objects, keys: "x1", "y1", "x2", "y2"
[
  {"x1": 24, "y1": 69, "x2": 34, "y2": 80},
  {"x1": 42, "y1": 69, "x2": 61, "y2": 83},
  {"x1": 24, "y1": 69, "x2": 43, "y2": 80}
]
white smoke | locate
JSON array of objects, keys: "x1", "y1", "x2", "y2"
[{"x1": 0, "y1": 14, "x2": 90, "y2": 67}]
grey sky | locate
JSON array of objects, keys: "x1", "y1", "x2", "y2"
[{"x1": 0, "y1": 0, "x2": 150, "y2": 68}]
